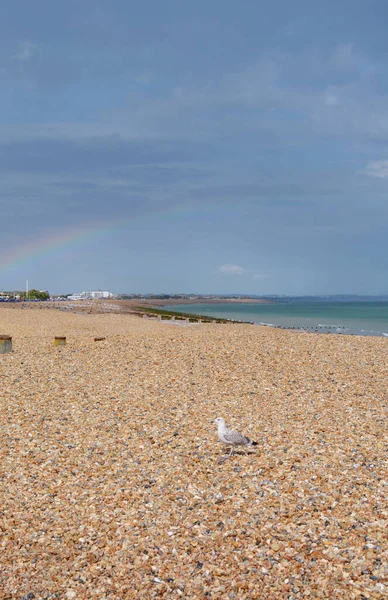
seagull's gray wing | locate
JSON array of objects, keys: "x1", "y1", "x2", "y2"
[{"x1": 223, "y1": 428, "x2": 250, "y2": 445}]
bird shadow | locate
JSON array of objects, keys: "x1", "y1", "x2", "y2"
[{"x1": 218, "y1": 450, "x2": 256, "y2": 463}]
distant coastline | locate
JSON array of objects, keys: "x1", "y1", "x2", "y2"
[{"x1": 134, "y1": 297, "x2": 273, "y2": 307}]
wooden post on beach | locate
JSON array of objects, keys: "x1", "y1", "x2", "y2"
[
  {"x1": 0, "y1": 335, "x2": 12, "y2": 354},
  {"x1": 54, "y1": 336, "x2": 66, "y2": 347}
]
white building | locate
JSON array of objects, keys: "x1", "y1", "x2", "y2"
[{"x1": 68, "y1": 290, "x2": 115, "y2": 300}]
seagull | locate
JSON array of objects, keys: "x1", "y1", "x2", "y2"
[{"x1": 214, "y1": 417, "x2": 258, "y2": 456}]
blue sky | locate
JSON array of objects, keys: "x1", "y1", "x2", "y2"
[{"x1": 1, "y1": 0, "x2": 388, "y2": 295}]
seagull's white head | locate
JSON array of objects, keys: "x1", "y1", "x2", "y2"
[{"x1": 214, "y1": 417, "x2": 225, "y2": 425}]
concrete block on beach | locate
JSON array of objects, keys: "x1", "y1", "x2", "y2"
[{"x1": 0, "y1": 335, "x2": 12, "y2": 354}]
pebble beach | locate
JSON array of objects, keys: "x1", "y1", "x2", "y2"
[{"x1": 1, "y1": 305, "x2": 387, "y2": 599}]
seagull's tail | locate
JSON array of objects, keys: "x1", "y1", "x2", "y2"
[{"x1": 250, "y1": 439, "x2": 258, "y2": 446}]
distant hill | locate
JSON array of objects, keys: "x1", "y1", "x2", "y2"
[{"x1": 259, "y1": 295, "x2": 388, "y2": 303}]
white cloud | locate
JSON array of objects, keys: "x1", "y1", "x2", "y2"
[
  {"x1": 324, "y1": 91, "x2": 339, "y2": 106},
  {"x1": 332, "y1": 43, "x2": 358, "y2": 68},
  {"x1": 218, "y1": 263, "x2": 246, "y2": 275},
  {"x1": 13, "y1": 41, "x2": 37, "y2": 62},
  {"x1": 364, "y1": 160, "x2": 388, "y2": 179},
  {"x1": 217, "y1": 264, "x2": 270, "y2": 278}
]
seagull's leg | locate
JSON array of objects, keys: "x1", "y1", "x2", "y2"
[{"x1": 229, "y1": 446, "x2": 234, "y2": 456}]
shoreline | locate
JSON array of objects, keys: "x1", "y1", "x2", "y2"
[
  {"x1": 160, "y1": 302, "x2": 388, "y2": 339},
  {"x1": 2, "y1": 300, "x2": 388, "y2": 338}
]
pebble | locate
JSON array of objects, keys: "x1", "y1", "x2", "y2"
[{"x1": 1, "y1": 304, "x2": 387, "y2": 599}]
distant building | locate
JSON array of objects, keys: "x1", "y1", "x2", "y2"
[{"x1": 68, "y1": 290, "x2": 115, "y2": 300}]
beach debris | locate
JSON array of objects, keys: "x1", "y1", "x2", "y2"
[
  {"x1": 214, "y1": 416, "x2": 258, "y2": 455},
  {"x1": 54, "y1": 336, "x2": 66, "y2": 347}
]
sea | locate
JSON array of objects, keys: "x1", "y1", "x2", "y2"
[{"x1": 164, "y1": 301, "x2": 388, "y2": 338}]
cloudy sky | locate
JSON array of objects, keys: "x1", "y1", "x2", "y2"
[{"x1": 1, "y1": 0, "x2": 388, "y2": 295}]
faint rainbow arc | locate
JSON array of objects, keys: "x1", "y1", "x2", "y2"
[
  {"x1": 0, "y1": 218, "x2": 124, "y2": 273},
  {"x1": 0, "y1": 203, "x2": 192, "y2": 274}
]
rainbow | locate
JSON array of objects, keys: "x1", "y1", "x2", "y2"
[
  {"x1": 0, "y1": 203, "x2": 192, "y2": 274},
  {"x1": 0, "y1": 218, "x2": 121, "y2": 274}
]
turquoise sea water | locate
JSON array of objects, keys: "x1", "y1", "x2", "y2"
[{"x1": 165, "y1": 302, "x2": 388, "y2": 337}]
